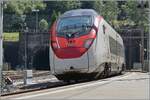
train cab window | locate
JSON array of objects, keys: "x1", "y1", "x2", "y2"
[
  {"x1": 57, "y1": 16, "x2": 93, "y2": 37},
  {"x1": 103, "y1": 25, "x2": 106, "y2": 34}
]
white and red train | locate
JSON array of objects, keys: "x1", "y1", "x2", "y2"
[{"x1": 50, "y1": 9, "x2": 125, "y2": 81}]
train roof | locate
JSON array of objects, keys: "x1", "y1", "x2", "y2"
[{"x1": 60, "y1": 9, "x2": 98, "y2": 18}]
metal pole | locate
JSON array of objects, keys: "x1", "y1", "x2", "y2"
[
  {"x1": 36, "y1": 11, "x2": 38, "y2": 33},
  {"x1": 32, "y1": 9, "x2": 39, "y2": 33},
  {"x1": 128, "y1": 30, "x2": 132, "y2": 70},
  {"x1": 24, "y1": 27, "x2": 27, "y2": 85},
  {"x1": 140, "y1": 1, "x2": 145, "y2": 72},
  {"x1": 148, "y1": 1, "x2": 150, "y2": 71},
  {"x1": 141, "y1": 29, "x2": 144, "y2": 71},
  {"x1": 0, "y1": 0, "x2": 3, "y2": 95},
  {"x1": 25, "y1": 29, "x2": 27, "y2": 70}
]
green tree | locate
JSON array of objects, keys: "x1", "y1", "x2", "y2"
[
  {"x1": 55, "y1": 0, "x2": 81, "y2": 13},
  {"x1": 39, "y1": 19, "x2": 48, "y2": 31},
  {"x1": 121, "y1": 1, "x2": 149, "y2": 32},
  {"x1": 3, "y1": 0, "x2": 46, "y2": 31},
  {"x1": 93, "y1": 1, "x2": 120, "y2": 28},
  {"x1": 4, "y1": 0, "x2": 46, "y2": 15},
  {"x1": 47, "y1": 1, "x2": 81, "y2": 27},
  {"x1": 80, "y1": 1, "x2": 95, "y2": 9},
  {"x1": 50, "y1": 10, "x2": 61, "y2": 27}
]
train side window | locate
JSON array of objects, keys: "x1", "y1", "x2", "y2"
[{"x1": 103, "y1": 25, "x2": 106, "y2": 34}]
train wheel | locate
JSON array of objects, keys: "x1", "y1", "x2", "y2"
[
  {"x1": 95, "y1": 63, "x2": 111, "y2": 79},
  {"x1": 104, "y1": 63, "x2": 109, "y2": 77},
  {"x1": 108, "y1": 63, "x2": 111, "y2": 76},
  {"x1": 119, "y1": 64, "x2": 125, "y2": 75},
  {"x1": 102, "y1": 63, "x2": 111, "y2": 78}
]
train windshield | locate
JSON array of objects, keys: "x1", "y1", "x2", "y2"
[{"x1": 57, "y1": 16, "x2": 93, "y2": 37}]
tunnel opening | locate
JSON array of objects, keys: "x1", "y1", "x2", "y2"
[
  {"x1": 4, "y1": 42, "x2": 19, "y2": 70},
  {"x1": 32, "y1": 47, "x2": 50, "y2": 70}
]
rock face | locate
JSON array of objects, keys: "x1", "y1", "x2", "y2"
[{"x1": 19, "y1": 31, "x2": 50, "y2": 70}]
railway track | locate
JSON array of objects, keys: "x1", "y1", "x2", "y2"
[
  {"x1": 1, "y1": 72, "x2": 126, "y2": 97},
  {"x1": 2, "y1": 72, "x2": 148, "y2": 100},
  {"x1": 2, "y1": 71, "x2": 50, "y2": 80}
]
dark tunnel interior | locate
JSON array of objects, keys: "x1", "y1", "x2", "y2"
[{"x1": 33, "y1": 47, "x2": 50, "y2": 70}]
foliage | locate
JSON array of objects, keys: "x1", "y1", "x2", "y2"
[
  {"x1": 4, "y1": 0, "x2": 46, "y2": 15},
  {"x1": 80, "y1": 1, "x2": 95, "y2": 9},
  {"x1": 3, "y1": 32, "x2": 19, "y2": 42},
  {"x1": 122, "y1": 1, "x2": 148, "y2": 25},
  {"x1": 4, "y1": 14, "x2": 21, "y2": 31},
  {"x1": 3, "y1": 1, "x2": 149, "y2": 33},
  {"x1": 121, "y1": 1, "x2": 149, "y2": 32},
  {"x1": 54, "y1": 0, "x2": 81, "y2": 13},
  {"x1": 3, "y1": 0, "x2": 46, "y2": 31},
  {"x1": 93, "y1": 1, "x2": 120, "y2": 28},
  {"x1": 39, "y1": 19, "x2": 48, "y2": 31},
  {"x1": 49, "y1": 10, "x2": 61, "y2": 27},
  {"x1": 48, "y1": 1, "x2": 81, "y2": 27}
]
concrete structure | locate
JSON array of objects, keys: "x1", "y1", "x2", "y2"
[
  {"x1": 119, "y1": 28, "x2": 147, "y2": 70},
  {"x1": 19, "y1": 31, "x2": 50, "y2": 70},
  {"x1": 133, "y1": 62, "x2": 142, "y2": 70},
  {"x1": 24, "y1": 70, "x2": 33, "y2": 85}
]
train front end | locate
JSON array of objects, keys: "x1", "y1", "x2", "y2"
[{"x1": 50, "y1": 9, "x2": 99, "y2": 80}]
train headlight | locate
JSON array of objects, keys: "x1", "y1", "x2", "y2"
[{"x1": 84, "y1": 39, "x2": 93, "y2": 49}]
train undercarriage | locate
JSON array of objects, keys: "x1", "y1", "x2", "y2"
[{"x1": 55, "y1": 63, "x2": 123, "y2": 82}]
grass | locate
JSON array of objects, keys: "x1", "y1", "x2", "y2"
[{"x1": 3, "y1": 32, "x2": 19, "y2": 42}]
